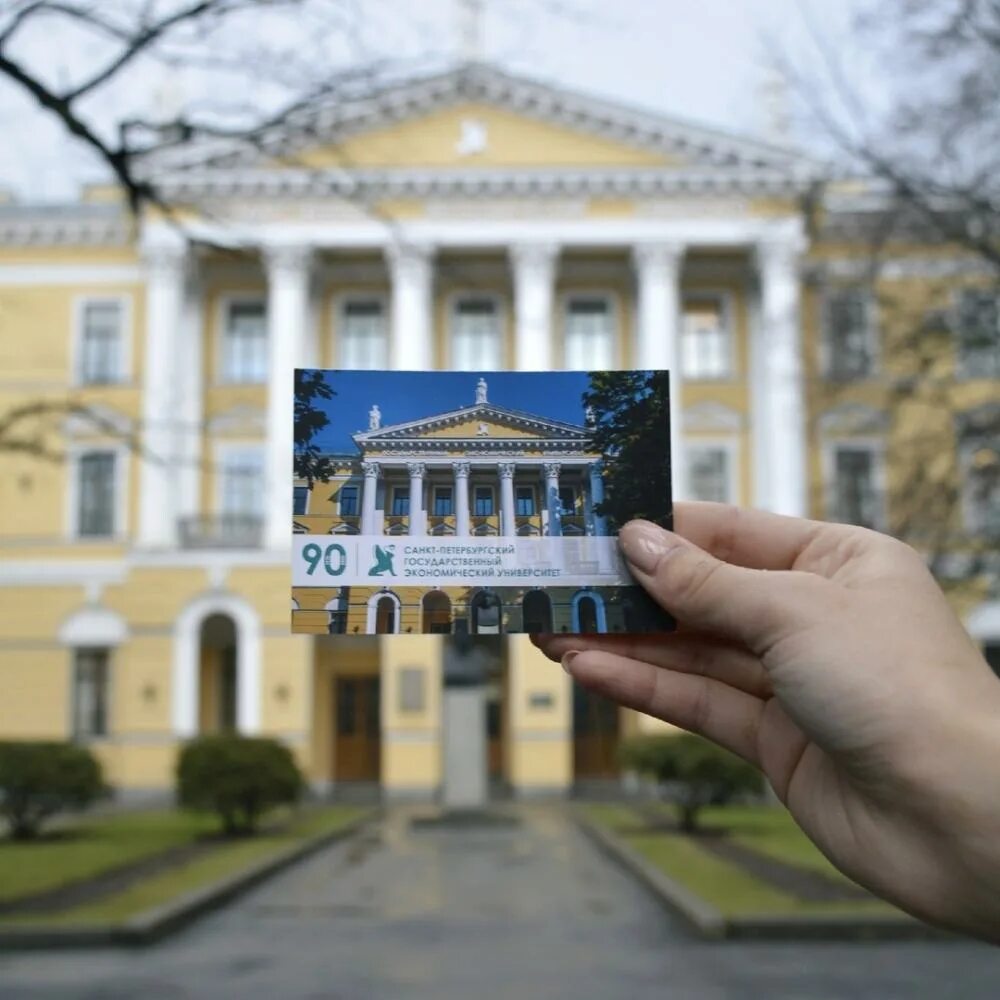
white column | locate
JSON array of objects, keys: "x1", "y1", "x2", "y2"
[
  {"x1": 386, "y1": 243, "x2": 434, "y2": 370},
  {"x1": 499, "y1": 463, "x2": 516, "y2": 536},
  {"x1": 543, "y1": 462, "x2": 562, "y2": 537},
  {"x1": 589, "y1": 461, "x2": 609, "y2": 536},
  {"x1": 138, "y1": 240, "x2": 187, "y2": 548},
  {"x1": 633, "y1": 242, "x2": 687, "y2": 502},
  {"x1": 361, "y1": 461, "x2": 379, "y2": 534},
  {"x1": 510, "y1": 243, "x2": 559, "y2": 371},
  {"x1": 175, "y1": 265, "x2": 204, "y2": 532},
  {"x1": 407, "y1": 462, "x2": 426, "y2": 535},
  {"x1": 454, "y1": 461, "x2": 471, "y2": 536},
  {"x1": 755, "y1": 238, "x2": 807, "y2": 517},
  {"x1": 264, "y1": 244, "x2": 312, "y2": 551}
]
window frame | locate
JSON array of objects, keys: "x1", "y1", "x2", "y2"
[
  {"x1": 338, "y1": 482, "x2": 360, "y2": 517},
  {"x1": 681, "y1": 290, "x2": 736, "y2": 382},
  {"x1": 959, "y1": 436, "x2": 1000, "y2": 537},
  {"x1": 213, "y1": 441, "x2": 266, "y2": 519},
  {"x1": 515, "y1": 484, "x2": 536, "y2": 516},
  {"x1": 334, "y1": 292, "x2": 389, "y2": 370},
  {"x1": 391, "y1": 485, "x2": 411, "y2": 517},
  {"x1": 473, "y1": 483, "x2": 495, "y2": 517},
  {"x1": 216, "y1": 293, "x2": 268, "y2": 385},
  {"x1": 447, "y1": 292, "x2": 506, "y2": 371},
  {"x1": 821, "y1": 437, "x2": 887, "y2": 531},
  {"x1": 433, "y1": 485, "x2": 454, "y2": 517},
  {"x1": 953, "y1": 288, "x2": 1000, "y2": 381},
  {"x1": 67, "y1": 443, "x2": 129, "y2": 541},
  {"x1": 685, "y1": 438, "x2": 740, "y2": 506},
  {"x1": 819, "y1": 285, "x2": 880, "y2": 382},
  {"x1": 71, "y1": 646, "x2": 111, "y2": 741},
  {"x1": 73, "y1": 294, "x2": 132, "y2": 387},
  {"x1": 557, "y1": 484, "x2": 578, "y2": 515},
  {"x1": 561, "y1": 290, "x2": 620, "y2": 370},
  {"x1": 292, "y1": 485, "x2": 311, "y2": 516}
]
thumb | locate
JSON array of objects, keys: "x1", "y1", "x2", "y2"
[{"x1": 619, "y1": 519, "x2": 819, "y2": 653}]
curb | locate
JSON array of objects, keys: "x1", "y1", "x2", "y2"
[
  {"x1": 574, "y1": 815, "x2": 948, "y2": 942},
  {"x1": 0, "y1": 809, "x2": 377, "y2": 951}
]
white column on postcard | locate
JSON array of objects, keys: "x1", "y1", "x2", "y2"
[
  {"x1": 543, "y1": 462, "x2": 562, "y2": 537},
  {"x1": 407, "y1": 462, "x2": 426, "y2": 535},
  {"x1": 453, "y1": 461, "x2": 471, "y2": 536},
  {"x1": 498, "y1": 463, "x2": 516, "y2": 536},
  {"x1": 361, "y1": 461, "x2": 380, "y2": 534}
]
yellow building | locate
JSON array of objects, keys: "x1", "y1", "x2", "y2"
[{"x1": 1, "y1": 63, "x2": 998, "y2": 799}]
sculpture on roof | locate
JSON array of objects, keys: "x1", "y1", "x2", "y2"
[
  {"x1": 585, "y1": 404, "x2": 596, "y2": 427},
  {"x1": 476, "y1": 377, "x2": 488, "y2": 405},
  {"x1": 368, "y1": 404, "x2": 381, "y2": 431}
]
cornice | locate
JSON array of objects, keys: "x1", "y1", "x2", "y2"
[{"x1": 0, "y1": 210, "x2": 130, "y2": 247}]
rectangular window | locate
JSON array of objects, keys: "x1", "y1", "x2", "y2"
[
  {"x1": 957, "y1": 290, "x2": 1000, "y2": 379},
  {"x1": 76, "y1": 451, "x2": 117, "y2": 538},
  {"x1": 515, "y1": 486, "x2": 535, "y2": 516},
  {"x1": 392, "y1": 487, "x2": 410, "y2": 516},
  {"x1": 222, "y1": 301, "x2": 267, "y2": 383},
  {"x1": 961, "y1": 436, "x2": 1000, "y2": 537},
  {"x1": 682, "y1": 297, "x2": 732, "y2": 379},
  {"x1": 558, "y1": 486, "x2": 576, "y2": 514},
  {"x1": 452, "y1": 297, "x2": 501, "y2": 371},
  {"x1": 474, "y1": 486, "x2": 494, "y2": 516},
  {"x1": 220, "y1": 448, "x2": 264, "y2": 517},
  {"x1": 340, "y1": 300, "x2": 386, "y2": 370},
  {"x1": 73, "y1": 648, "x2": 109, "y2": 739},
  {"x1": 80, "y1": 300, "x2": 124, "y2": 384},
  {"x1": 831, "y1": 446, "x2": 880, "y2": 529},
  {"x1": 687, "y1": 447, "x2": 731, "y2": 505},
  {"x1": 824, "y1": 289, "x2": 876, "y2": 380},
  {"x1": 339, "y1": 484, "x2": 359, "y2": 516},
  {"x1": 293, "y1": 486, "x2": 310, "y2": 516},
  {"x1": 434, "y1": 487, "x2": 453, "y2": 516},
  {"x1": 565, "y1": 297, "x2": 614, "y2": 369}
]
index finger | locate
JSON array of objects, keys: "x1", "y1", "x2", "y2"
[{"x1": 672, "y1": 501, "x2": 836, "y2": 572}]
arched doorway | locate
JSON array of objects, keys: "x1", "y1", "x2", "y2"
[
  {"x1": 198, "y1": 613, "x2": 238, "y2": 733},
  {"x1": 471, "y1": 590, "x2": 502, "y2": 635},
  {"x1": 573, "y1": 681, "x2": 620, "y2": 782},
  {"x1": 366, "y1": 591, "x2": 400, "y2": 634},
  {"x1": 422, "y1": 590, "x2": 452, "y2": 634},
  {"x1": 522, "y1": 590, "x2": 552, "y2": 633},
  {"x1": 572, "y1": 590, "x2": 606, "y2": 633}
]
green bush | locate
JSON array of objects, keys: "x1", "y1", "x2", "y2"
[
  {"x1": 619, "y1": 733, "x2": 761, "y2": 833},
  {"x1": 176, "y1": 734, "x2": 303, "y2": 836},
  {"x1": 0, "y1": 741, "x2": 107, "y2": 840}
]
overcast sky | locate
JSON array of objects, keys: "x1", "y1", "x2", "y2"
[{"x1": 0, "y1": 0, "x2": 862, "y2": 202}]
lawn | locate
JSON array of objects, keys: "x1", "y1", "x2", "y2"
[
  {"x1": 580, "y1": 803, "x2": 896, "y2": 918},
  {"x1": 0, "y1": 805, "x2": 368, "y2": 925}
]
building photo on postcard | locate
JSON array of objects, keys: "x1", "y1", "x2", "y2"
[{"x1": 291, "y1": 369, "x2": 673, "y2": 636}]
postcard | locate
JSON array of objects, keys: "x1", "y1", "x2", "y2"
[{"x1": 290, "y1": 369, "x2": 673, "y2": 635}]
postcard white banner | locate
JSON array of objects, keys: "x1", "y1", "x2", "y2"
[{"x1": 292, "y1": 534, "x2": 635, "y2": 589}]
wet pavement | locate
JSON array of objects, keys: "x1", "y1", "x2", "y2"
[{"x1": 1, "y1": 805, "x2": 999, "y2": 999}]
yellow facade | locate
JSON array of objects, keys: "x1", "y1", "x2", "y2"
[{"x1": 1, "y1": 63, "x2": 997, "y2": 797}]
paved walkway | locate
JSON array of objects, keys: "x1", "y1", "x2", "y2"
[{"x1": 1, "y1": 806, "x2": 999, "y2": 999}]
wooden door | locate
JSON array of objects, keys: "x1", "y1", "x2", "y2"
[
  {"x1": 334, "y1": 676, "x2": 381, "y2": 782},
  {"x1": 572, "y1": 682, "x2": 620, "y2": 779}
]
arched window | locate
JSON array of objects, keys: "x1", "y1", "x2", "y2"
[
  {"x1": 471, "y1": 590, "x2": 503, "y2": 635},
  {"x1": 522, "y1": 590, "x2": 552, "y2": 634},
  {"x1": 422, "y1": 590, "x2": 452, "y2": 634},
  {"x1": 572, "y1": 590, "x2": 607, "y2": 634}
]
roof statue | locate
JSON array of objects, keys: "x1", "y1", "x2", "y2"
[
  {"x1": 476, "y1": 377, "x2": 488, "y2": 404},
  {"x1": 585, "y1": 404, "x2": 596, "y2": 427},
  {"x1": 369, "y1": 404, "x2": 381, "y2": 431}
]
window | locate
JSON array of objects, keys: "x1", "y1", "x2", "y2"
[
  {"x1": 956, "y1": 290, "x2": 1000, "y2": 379},
  {"x1": 293, "y1": 486, "x2": 310, "y2": 516},
  {"x1": 222, "y1": 301, "x2": 267, "y2": 383},
  {"x1": 687, "y1": 446, "x2": 732, "y2": 505},
  {"x1": 961, "y1": 437, "x2": 1000, "y2": 537},
  {"x1": 565, "y1": 297, "x2": 614, "y2": 369},
  {"x1": 830, "y1": 445, "x2": 881, "y2": 529},
  {"x1": 471, "y1": 590, "x2": 502, "y2": 634},
  {"x1": 391, "y1": 488, "x2": 410, "y2": 516},
  {"x1": 375, "y1": 595, "x2": 397, "y2": 634},
  {"x1": 515, "y1": 486, "x2": 535, "y2": 516},
  {"x1": 558, "y1": 486, "x2": 576, "y2": 514},
  {"x1": 76, "y1": 451, "x2": 117, "y2": 538},
  {"x1": 73, "y1": 648, "x2": 109, "y2": 739},
  {"x1": 79, "y1": 300, "x2": 124, "y2": 384},
  {"x1": 452, "y1": 297, "x2": 501, "y2": 370},
  {"x1": 522, "y1": 590, "x2": 552, "y2": 633},
  {"x1": 682, "y1": 296, "x2": 732, "y2": 379},
  {"x1": 823, "y1": 288, "x2": 876, "y2": 380},
  {"x1": 339, "y1": 484, "x2": 359, "y2": 516},
  {"x1": 434, "y1": 487, "x2": 453, "y2": 516},
  {"x1": 340, "y1": 300, "x2": 386, "y2": 370},
  {"x1": 474, "y1": 486, "x2": 494, "y2": 516},
  {"x1": 220, "y1": 448, "x2": 264, "y2": 517}
]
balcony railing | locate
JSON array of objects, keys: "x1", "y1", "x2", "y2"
[{"x1": 178, "y1": 515, "x2": 263, "y2": 549}]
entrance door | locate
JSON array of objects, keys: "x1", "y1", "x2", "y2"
[
  {"x1": 572, "y1": 682, "x2": 620, "y2": 779},
  {"x1": 334, "y1": 676, "x2": 381, "y2": 782}
]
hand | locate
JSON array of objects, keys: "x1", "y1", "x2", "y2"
[{"x1": 534, "y1": 502, "x2": 1000, "y2": 941}]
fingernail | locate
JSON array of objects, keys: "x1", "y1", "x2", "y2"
[
  {"x1": 561, "y1": 651, "x2": 579, "y2": 675},
  {"x1": 619, "y1": 520, "x2": 678, "y2": 574}
]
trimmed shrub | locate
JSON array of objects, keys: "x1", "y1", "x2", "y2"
[
  {"x1": 618, "y1": 733, "x2": 761, "y2": 833},
  {"x1": 0, "y1": 741, "x2": 107, "y2": 840},
  {"x1": 176, "y1": 734, "x2": 303, "y2": 836}
]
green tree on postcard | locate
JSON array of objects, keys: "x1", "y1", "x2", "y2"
[
  {"x1": 583, "y1": 370, "x2": 672, "y2": 530},
  {"x1": 294, "y1": 370, "x2": 336, "y2": 487}
]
